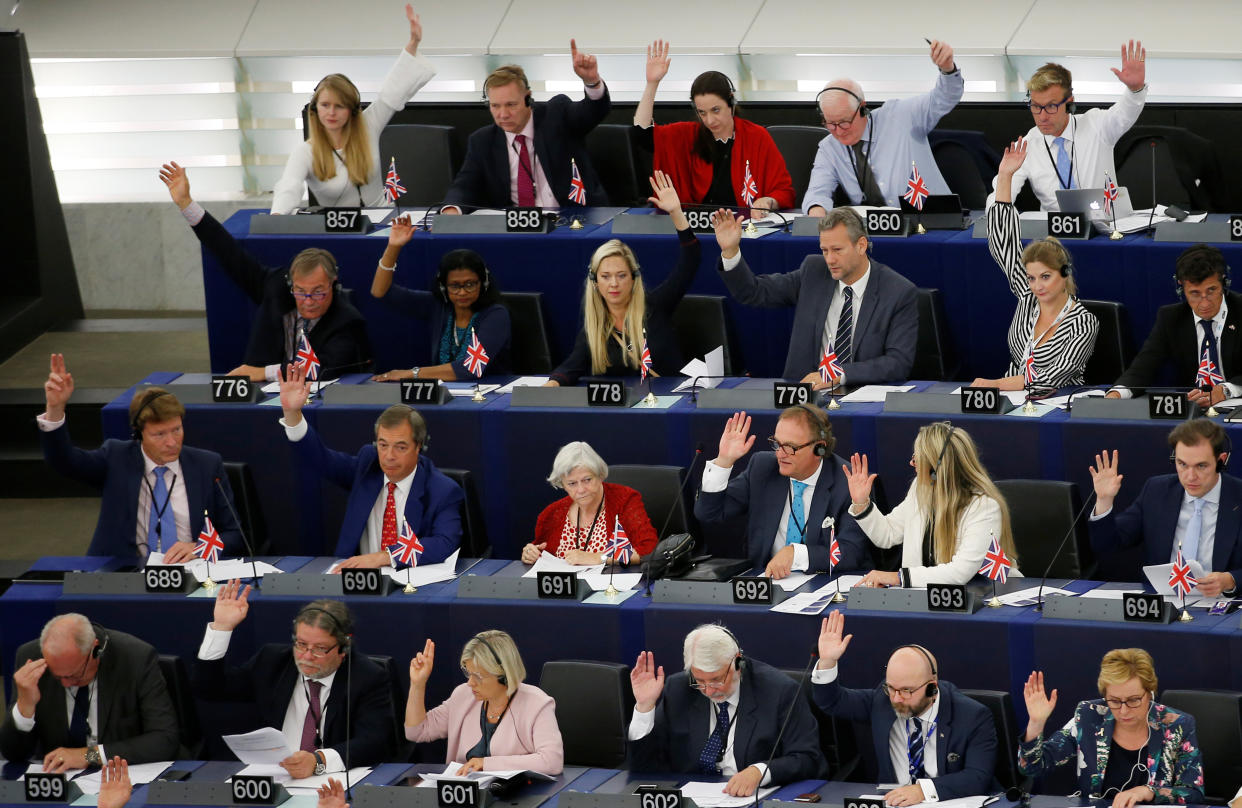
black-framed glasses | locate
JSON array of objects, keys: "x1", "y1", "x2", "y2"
[
  {"x1": 824, "y1": 107, "x2": 861, "y2": 131},
  {"x1": 1028, "y1": 95, "x2": 1071, "y2": 115},
  {"x1": 767, "y1": 437, "x2": 816, "y2": 455},
  {"x1": 291, "y1": 289, "x2": 330, "y2": 301},
  {"x1": 446, "y1": 281, "x2": 480, "y2": 293},
  {"x1": 292, "y1": 638, "x2": 339, "y2": 658},
  {"x1": 1104, "y1": 694, "x2": 1147, "y2": 710},
  {"x1": 882, "y1": 680, "x2": 934, "y2": 699}
]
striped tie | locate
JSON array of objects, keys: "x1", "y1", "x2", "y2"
[
  {"x1": 834, "y1": 286, "x2": 854, "y2": 364},
  {"x1": 907, "y1": 717, "x2": 928, "y2": 781}
]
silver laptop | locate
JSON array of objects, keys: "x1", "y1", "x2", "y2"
[{"x1": 1055, "y1": 187, "x2": 1135, "y2": 221}]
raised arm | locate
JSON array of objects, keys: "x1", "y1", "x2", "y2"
[
  {"x1": 634, "y1": 40, "x2": 669, "y2": 128},
  {"x1": 988, "y1": 139, "x2": 1035, "y2": 300},
  {"x1": 372, "y1": 215, "x2": 415, "y2": 299}
]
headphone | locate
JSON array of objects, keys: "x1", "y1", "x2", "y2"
[
  {"x1": 1034, "y1": 238, "x2": 1074, "y2": 278},
  {"x1": 1024, "y1": 88, "x2": 1076, "y2": 116},
  {"x1": 890, "y1": 644, "x2": 938, "y2": 698},
  {"x1": 474, "y1": 633, "x2": 508, "y2": 685},
  {"x1": 693, "y1": 624, "x2": 745, "y2": 671},
  {"x1": 131, "y1": 389, "x2": 172, "y2": 440},
  {"x1": 482, "y1": 71, "x2": 533, "y2": 107},
  {"x1": 587, "y1": 251, "x2": 641, "y2": 283},
  {"x1": 793, "y1": 403, "x2": 831, "y2": 457},
  {"x1": 690, "y1": 72, "x2": 736, "y2": 112},
  {"x1": 295, "y1": 604, "x2": 352, "y2": 653},
  {"x1": 286, "y1": 250, "x2": 342, "y2": 292},
  {"x1": 437, "y1": 263, "x2": 492, "y2": 299},
  {"x1": 1169, "y1": 431, "x2": 1232, "y2": 473},
  {"x1": 91, "y1": 624, "x2": 110, "y2": 660},
  {"x1": 814, "y1": 85, "x2": 869, "y2": 124},
  {"x1": 312, "y1": 74, "x2": 362, "y2": 115},
  {"x1": 1172, "y1": 261, "x2": 1232, "y2": 299},
  {"x1": 375, "y1": 406, "x2": 430, "y2": 451},
  {"x1": 928, "y1": 422, "x2": 955, "y2": 482}
]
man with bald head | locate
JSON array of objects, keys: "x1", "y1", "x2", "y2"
[
  {"x1": 0, "y1": 614, "x2": 178, "y2": 771},
  {"x1": 803, "y1": 40, "x2": 962, "y2": 214},
  {"x1": 812, "y1": 612, "x2": 996, "y2": 805}
]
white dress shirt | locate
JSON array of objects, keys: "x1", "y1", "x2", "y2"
[
  {"x1": 702, "y1": 458, "x2": 824, "y2": 571},
  {"x1": 363, "y1": 467, "x2": 418, "y2": 555},
  {"x1": 822, "y1": 264, "x2": 873, "y2": 356},
  {"x1": 1173, "y1": 475, "x2": 1221, "y2": 567},
  {"x1": 504, "y1": 117, "x2": 558, "y2": 209},
  {"x1": 10, "y1": 679, "x2": 105, "y2": 759}
]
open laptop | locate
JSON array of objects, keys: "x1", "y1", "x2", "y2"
[{"x1": 1056, "y1": 187, "x2": 1135, "y2": 221}]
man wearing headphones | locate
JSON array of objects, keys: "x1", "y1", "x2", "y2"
[
  {"x1": 195, "y1": 584, "x2": 395, "y2": 776},
  {"x1": 279, "y1": 363, "x2": 463, "y2": 568},
  {"x1": 1107, "y1": 244, "x2": 1242, "y2": 407},
  {"x1": 696, "y1": 406, "x2": 868, "y2": 578},
  {"x1": 0, "y1": 614, "x2": 179, "y2": 772},
  {"x1": 985, "y1": 41, "x2": 1147, "y2": 211},
  {"x1": 159, "y1": 162, "x2": 371, "y2": 382},
  {"x1": 629, "y1": 624, "x2": 824, "y2": 796},
  {"x1": 813, "y1": 612, "x2": 997, "y2": 806},
  {"x1": 441, "y1": 41, "x2": 609, "y2": 213},
  {"x1": 1089, "y1": 418, "x2": 1242, "y2": 598},
  {"x1": 803, "y1": 39, "x2": 960, "y2": 214},
  {"x1": 37, "y1": 354, "x2": 241, "y2": 560}
]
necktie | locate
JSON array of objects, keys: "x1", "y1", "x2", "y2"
[
  {"x1": 850, "y1": 141, "x2": 886, "y2": 206},
  {"x1": 514, "y1": 134, "x2": 536, "y2": 207},
  {"x1": 380, "y1": 482, "x2": 398, "y2": 550},
  {"x1": 300, "y1": 679, "x2": 324, "y2": 753},
  {"x1": 833, "y1": 286, "x2": 855, "y2": 364},
  {"x1": 907, "y1": 716, "x2": 928, "y2": 781},
  {"x1": 1200, "y1": 319, "x2": 1222, "y2": 387},
  {"x1": 148, "y1": 466, "x2": 175, "y2": 553},
  {"x1": 698, "y1": 702, "x2": 730, "y2": 775},
  {"x1": 785, "y1": 480, "x2": 809, "y2": 545},
  {"x1": 66, "y1": 686, "x2": 90, "y2": 748},
  {"x1": 1054, "y1": 137, "x2": 1076, "y2": 189},
  {"x1": 1183, "y1": 498, "x2": 1206, "y2": 567}
]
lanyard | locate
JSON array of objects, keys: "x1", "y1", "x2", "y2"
[
  {"x1": 1041, "y1": 117, "x2": 1077, "y2": 191},
  {"x1": 1027, "y1": 297, "x2": 1075, "y2": 356}
]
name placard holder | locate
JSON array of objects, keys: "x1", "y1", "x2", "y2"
[
  {"x1": 64, "y1": 572, "x2": 154, "y2": 596},
  {"x1": 511, "y1": 387, "x2": 590, "y2": 408},
  {"x1": 146, "y1": 781, "x2": 290, "y2": 807},
  {"x1": 651, "y1": 578, "x2": 792, "y2": 606},
  {"x1": 561, "y1": 793, "x2": 699, "y2": 808},
  {"x1": 1042, "y1": 593, "x2": 1172, "y2": 624},
  {"x1": 263, "y1": 574, "x2": 348, "y2": 597},
  {"x1": 848, "y1": 586, "x2": 980, "y2": 614},
  {"x1": 353, "y1": 784, "x2": 443, "y2": 808},
  {"x1": 457, "y1": 573, "x2": 589, "y2": 602}
]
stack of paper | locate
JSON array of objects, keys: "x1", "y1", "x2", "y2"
[
  {"x1": 673, "y1": 346, "x2": 726, "y2": 392},
  {"x1": 382, "y1": 549, "x2": 461, "y2": 587},
  {"x1": 72, "y1": 761, "x2": 175, "y2": 795},
  {"x1": 679, "y1": 781, "x2": 776, "y2": 807},
  {"x1": 522, "y1": 552, "x2": 603, "y2": 578}
]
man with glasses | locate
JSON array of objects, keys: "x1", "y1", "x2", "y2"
[
  {"x1": 279, "y1": 364, "x2": 463, "y2": 569},
  {"x1": 1089, "y1": 418, "x2": 1242, "y2": 598},
  {"x1": 160, "y1": 162, "x2": 371, "y2": 381},
  {"x1": 813, "y1": 612, "x2": 997, "y2": 806},
  {"x1": 0, "y1": 614, "x2": 178, "y2": 771},
  {"x1": 695, "y1": 406, "x2": 868, "y2": 578},
  {"x1": 803, "y1": 40, "x2": 961, "y2": 214},
  {"x1": 985, "y1": 42, "x2": 1147, "y2": 211},
  {"x1": 1107, "y1": 245, "x2": 1242, "y2": 408},
  {"x1": 629, "y1": 624, "x2": 824, "y2": 795},
  {"x1": 195, "y1": 584, "x2": 395, "y2": 776}
]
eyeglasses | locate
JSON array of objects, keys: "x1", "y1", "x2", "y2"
[
  {"x1": 460, "y1": 666, "x2": 498, "y2": 683},
  {"x1": 52, "y1": 653, "x2": 93, "y2": 684},
  {"x1": 1028, "y1": 95, "x2": 1072, "y2": 115},
  {"x1": 824, "y1": 108, "x2": 861, "y2": 131},
  {"x1": 688, "y1": 669, "x2": 732, "y2": 691},
  {"x1": 767, "y1": 437, "x2": 816, "y2": 455},
  {"x1": 882, "y1": 680, "x2": 934, "y2": 699},
  {"x1": 292, "y1": 639, "x2": 339, "y2": 658},
  {"x1": 446, "y1": 281, "x2": 480, "y2": 293},
  {"x1": 1104, "y1": 695, "x2": 1147, "y2": 710},
  {"x1": 292, "y1": 289, "x2": 330, "y2": 301}
]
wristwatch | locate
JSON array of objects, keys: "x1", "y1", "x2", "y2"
[
  {"x1": 412, "y1": 367, "x2": 421, "y2": 379},
  {"x1": 313, "y1": 750, "x2": 327, "y2": 776},
  {"x1": 85, "y1": 745, "x2": 102, "y2": 767}
]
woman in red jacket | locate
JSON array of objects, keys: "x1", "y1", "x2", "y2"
[
  {"x1": 634, "y1": 39, "x2": 794, "y2": 218},
  {"x1": 520, "y1": 441, "x2": 658, "y2": 566}
]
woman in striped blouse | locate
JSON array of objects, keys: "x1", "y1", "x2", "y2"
[{"x1": 972, "y1": 138, "x2": 1098, "y2": 390}]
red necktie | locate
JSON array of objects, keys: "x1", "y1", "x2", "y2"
[
  {"x1": 515, "y1": 134, "x2": 536, "y2": 207},
  {"x1": 300, "y1": 679, "x2": 323, "y2": 752},
  {"x1": 380, "y1": 482, "x2": 398, "y2": 549}
]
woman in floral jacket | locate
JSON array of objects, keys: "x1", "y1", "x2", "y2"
[{"x1": 1018, "y1": 648, "x2": 1203, "y2": 807}]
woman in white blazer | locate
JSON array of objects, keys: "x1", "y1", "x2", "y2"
[{"x1": 844, "y1": 421, "x2": 1020, "y2": 587}]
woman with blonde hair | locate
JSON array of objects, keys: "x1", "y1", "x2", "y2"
[
  {"x1": 270, "y1": 4, "x2": 436, "y2": 214},
  {"x1": 845, "y1": 421, "x2": 1019, "y2": 587},
  {"x1": 547, "y1": 171, "x2": 699, "y2": 386}
]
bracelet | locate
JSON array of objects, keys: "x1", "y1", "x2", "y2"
[
  {"x1": 852, "y1": 501, "x2": 874, "y2": 519},
  {"x1": 378, "y1": 260, "x2": 396, "y2": 272}
]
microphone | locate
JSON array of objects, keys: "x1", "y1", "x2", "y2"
[
  {"x1": 312, "y1": 359, "x2": 376, "y2": 390},
  {"x1": 344, "y1": 631, "x2": 354, "y2": 799},
  {"x1": 1035, "y1": 489, "x2": 1097, "y2": 611},
  {"x1": 751, "y1": 646, "x2": 819, "y2": 808},
  {"x1": 1146, "y1": 140, "x2": 1158, "y2": 231},
  {"x1": 214, "y1": 477, "x2": 262, "y2": 588},
  {"x1": 1005, "y1": 776, "x2": 1035, "y2": 808},
  {"x1": 686, "y1": 376, "x2": 734, "y2": 403}
]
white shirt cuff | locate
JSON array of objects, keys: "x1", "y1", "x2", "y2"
[
  {"x1": 264, "y1": 364, "x2": 281, "y2": 383},
  {"x1": 701, "y1": 460, "x2": 733, "y2": 492},
  {"x1": 811, "y1": 665, "x2": 839, "y2": 684},
  {"x1": 1089, "y1": 506, "x2": 1113, "y2": 521},
  {"x1": 36, "y1": 413, "x2": 66, "y2": 432},
  {"x1": 320, "y1": 748, "x2": 345, "y2": 773},
  {"x1": 918, "y1": 779, "x2": 938, "y2": 801},
  {"x1": 281, "y1": 417, "x2": 309, "y2": 442},
  {"x1": 585, "y1": 82, "x2": 606, "y2": 101},
  {"x1": 1224, "y1": 383, "x2": 1240, "y2": 399},
  {"x1": 721, "y1": 252, "x2": 743, "y2": 271},
  {"x1": 1107, "y1": 387, "x2": 1133, "y2": 399},
  {"x1": 791, "y1": 542, "x2": 809, "y2": 572},
  {"x1": 753, "y1": 762, "x2": 771, "y2": 786},
  {"x1": 10, "y1": 703, "x2": 34, "y2": 732},
  {"x1": 197, "y1": 624, "x2": 233, "y2": 660},
  {"x1": 627, "y1": 707, "x2": 656, "y2": 741},
  {"x1": 182, "y1": 201, "x2": 206, "y2": 227}
]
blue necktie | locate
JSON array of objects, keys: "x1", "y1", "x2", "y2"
[
  {"x1": 66, "y1": 686, "x2": 89, "y2": 748},
  {"x1": 1054, "y1": 137, "x2": 1076, "y2": 189},
  {"x1": 698, "y1": 702, "x2": 730, "y2": 775},
  {"x1": 1183, "y1": 498, "x2": 1206, "y2": 567},
  {"x1": 785, "y1": 480, "x2": 808, "y2": 545},
  {"x1": 907, "y1": 717, "x2": 928, "y2": 781},
  {"x1": 148, "y1": 466, "x2": 175, "y2": 553},
  {"x1": 835, "y1": 286, "x2": 854, "y2": 364}
]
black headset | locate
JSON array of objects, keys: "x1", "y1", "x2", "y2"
[
  {"x1": 690, "y1": 72, "x2": 736, "y2": 111},
  {"x1": 91, "y1": 624, "x2": 110, "y2": 660},
  {"x1": 131, "y1": 389, "x2": 173, "y2": 440},
  {"x1": 311, "y1": 73, "x2": 362, "y2": 115},
  {"x1": 286, "y1": 250, "x2": 343, "y2": 293},
  {"x1": 815, "y1": 85, "x2": 869, "y2": 124},
  {"x1": 706, "y1": 624, "x2": 745, "y2": 671},
  {"x1": 1173, "y1": 254, "x2": 1232, "y2": 299},
  {"x1": 889, "y1": 644, "x2": 938, "y2": 698},
  {"x1": 1024, "y1": 87, "x2": 1076, "y2": 116},
  {"x1": 474, "y1": 633, "x2": 508, "y2": 685},
  {"x1": 792, "y1": 403, "x2": 831, "y2": 457},
  {"x1": 928, "y1": 422, "x2": 955, "y2": 481},
  {"x1": 482, "y1": 71, "x2": 533, "y2": 107},
  {"x1": 295, "y1": 604, "x2": 352, "y2": 653},
  {"x1": 588, "y1": 251, "x2": 641, "y2": 283},
  {"x1": 1169, "y1": 431, "x2": 1233, "y2": 473},
  {"x1": 437, "y1": 264, "x2": 492, "y2": 299}
]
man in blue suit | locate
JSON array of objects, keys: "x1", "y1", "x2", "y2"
[
  {"x1": 714, "y1": 207, "x2": 918, "y2": 385},
  {"x1": 278, "y1": 363, "x2": 463, "y2": 568},
  {"x1": 813, "y1": 612, "x2": 997, "y2": 805},
  {"x1": 695, "y1": 406, "x2": 868, "y2": 577},
  {"x1": 628, "y1": 624, "x2": 824, "y2": 795},
  {"x1": 1089, "y1": 417, "x2": 1242, "y2": 597},
  {"x1": 38, "y1": 354, "x2": 241, "y2": 560}
]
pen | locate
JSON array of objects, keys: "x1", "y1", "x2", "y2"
[{"x1": 924, "y1": 38, "x2": 932, "y2": 45}]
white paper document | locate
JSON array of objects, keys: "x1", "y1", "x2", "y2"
[
  {"x1": 679, "y1": 781, "x2": 776, "y2": 807},
  {"x1": 20, "y1": 764, "x2": 86, "y2": 781},
  {"x1": 417, "y1": 762, "x2": 523, "y2": 788},
  {"x1": 771, "y1": 591, "x2": 837, "y2": 615},
  {"x1": 674, "y1": 346, "x2": 726, "y2": 392},
  {"x1": 813, "y1": 574, "x2": 863, "y2": 594},
  {"x1": 990, "y1": 586, "x2": 1075, "y2": 606},
  {"x1": 223, "y1": 727, "x2": 294, "y2": 766},
  {"x1": 186, "y1": 558, "x2": 282, "y2": 581},
  {"x1": 1143, "y1": 560, "x2": 1207, "y2": 596},
  {"x1": 446, "y1": 384, "x2": 500, "y2": 397},
  {"x1": 1078, "y1": 587, "x2": 1142, "y2": 599},
  {"x1": 261, "y1": 379, "x2": 338, "y2": 394},
  {"x1": 237, "y1": 765, "x2": 373, "y2": 792},
  {"x1": 522, "y1": 551, "x2": 603, "y2": 578},
  {"x1": 580, "y1": 572, "x2": 643, "y2": 592},
  {"x1": 774, "y1": 572, "x2": 816, "y2": 592},
  {"x1": 841, "y1": 385, "x2": 915, "y2": 403},
  {"x1": 382, "y1": 549, "x2": 461, "y2": 587},
  {"x1": 70, "y1": 761, "x2": 174, "y2": 794},
  {"x1": 495, "y1": 376, "x2": 552, "y2": 394}
]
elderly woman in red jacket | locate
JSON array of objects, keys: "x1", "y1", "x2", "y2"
[{"x1": 520, "y1": 441, "x2": 658, "y2": 566}]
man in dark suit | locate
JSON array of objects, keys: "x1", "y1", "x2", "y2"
[
  {"x1": 161, "y1": 162, "x2": 371, "y2": 382},
  {"x1": 695, "y1": 406, "x2": 867, "y2": 577},
  {"x1": 38, "y1": 354, "x2": 241, "y2": 560},
  {"x1": 813, "y1": 612, "x2": 996, "y2": 805},
  {"x1": 441, "y1": 42, "x2": 609, "y2": 213},
  {"x1": 195, "y1": 584, "x2": 395, "y2": 776},
  {"x1": 279, "y1": 363, "x2": 464, "y2": 568},
  {"x1": 1089, "y1": 418, "x2": 1242, "y2": 597},
  {"x1": 629, "y1": 624, "x2": 824, "y2": 795},
  {"x1": 1108, "y1": 244, "x2": 1242, "y2": 407},
  {"x1": 0, "y1": 614, "x2": 179, "y2": 770}
]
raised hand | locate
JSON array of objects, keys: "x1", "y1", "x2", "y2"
[
  {"x1": 1111, "y1": 39, "x2": 1146, "y2": 92},
  {"x1": 44, "y1": 353, "x2": 75, "y2": 420},
  {"x1": 928, "y1": 39, "x2": 955, "y2": 73},
  {"x1": 570, "y1": 39, "x2": 600, "y2": 86},
  {"x1": 211, "y1": 578, "x2": 251, "y2": 631},
  {"x1": 998, "y1": 138, "x2": 1028, "y2": 176},
  {"x1": 712, "y1": 208, "x2": 744, "y2": 258},
  {"x1": 816, "y1": 611, "x2": 852, "y2": 669},
  {"x1": 404, "y1": 5, "x2": 422, "y2": 55},
  {"x1": 843, "y1": 452, "x2": 876, "y2": 509},
  {"x1": 97, "y1": 757, "x2": 132, "y2": 808},
  {"x1": 1023, "y1": 670, "x2": 1057, "y2": 735},
  {"x1": 647, "y1": 170, "x2": 682, "y2": 214},
  {"x1": 645, "y1": 39, "x2": 670, "y2": 85},
  {"x1": 278, "y1": 362, "x2": 311, "y2": 425},
  {"x1": 316, "y1": 777, "x2": 350, "y2": 808},
  {"x1": 389, "y1": 214, "x2": 416, "y2": 247},
  {"x1": 408, "y1": 638, "x2": 435, "y2": 687},
  {"x1": 1089, "y1": 450, "x2": 1123, "y2": 513},
  {"x1": 715, "y1": 411, "x2": 755, "y2": 468},
  {"x1": 158, "y1": 162, "x2": 192, "y2": 210},
  {"x1": 630, "y1": 651, "x2": 665, "y2": 712}
]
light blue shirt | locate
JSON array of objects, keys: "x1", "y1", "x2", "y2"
[
  {"x1": 1174, "y1": 475, "x2": 1221, "y2": 567},
  {"x1": 802, "y1": 69, "x2": 964, "y2": 213}
]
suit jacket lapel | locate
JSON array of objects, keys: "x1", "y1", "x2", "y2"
[
  {"x1": 1215, "y1": 477, "x2": 1241, "y2": 570},
  {"x1": 1154, "y1": 480, "x2": 1183, "y2": 561},
  {"x1": 322, "y1": 657, "x2": 350, "y2": 742},
  {"x1": 272, "y1": 661, "x2": 300, "y2": 731},
  {"x1": 732, "y1": 673, "x2": 756, "y2": 767},
  {"x1": 183, "y1": 453, "x2": 204, "y2": 536},
  {"x1": 853, "y1": 266, "x2": 880, "y2": 346},
  {"x1": 126, "y1": 443, "x2": 145, "y2": 545},
  {"x1": 812, "y1": 265, "x2": 835, "y2": 357},
  {"x1": 934, "y1": 690, "x2": 951, "y2": 773},
  {"x1": 531, "y1": 109, "x2": 556, "y2": 203},
  {"x1": 806, "y1": 465, "x2": 833, "y2": 544},
  {"x1": 404, "y1": 460, "x2": 427, "y2": 534},
  {"x1": 490, "y1": 128, "x2": 511, "y2": 205},
  {"x1": 873, "y1": 697, "x2": 898, "y2": 782}
]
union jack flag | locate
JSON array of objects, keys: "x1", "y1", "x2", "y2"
[
  {"x1": 605, "y1": 515, "x2": 635, "y2": 565},
  {"x1": 741, "y1": 159, "x2": 759, "y2": 207},
  {"x1": 640, "y1": 340, "x2": 653, "y2": 383},
  {"x1": 463, "y1": 331, "x2": 490, "y2": 378},
  {"x1": 1196, "y1": 346, "x2": 1224, "y2": 387},
  {"x1": 1103, "y1": 174, "x2": 1119, "y2": 217},
  {"x1": 194, "y1": 515, "x2": 225, "y2": 563},
  {"x1": 902, "y1": 161, "x2": 929, "y2": 210},
  {"x1": 383, "y1": 157, "x2": 406, "y2": 204},
  {"x1": 819, "y1": 344, "x2": 844, "y2": 384},
  {"x1": 977, "y1": 536, "x2": 1011, "y2": 583},
  {"x1": 829, "y1": 534, "x2": 842, "y2": 569},
  {"x1": 1023, "y1": 347, "x2": 1038, "y2": 386},
  {"x1": 568, "y1": 158, "x2": 587, "y2": 205},
  {"x1": 295, "y1": 331, "x2": 321, "y2": 380},
  {"x1": 389, "y1": 520, "x2": 425, "y2": 567},
  {"x1": 1169, "y1": 549, "x2": 1197, "y2": 599}
]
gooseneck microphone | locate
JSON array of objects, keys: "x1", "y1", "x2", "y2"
[
  {"x1": 687, "y1": 376, "x2": 735, "y2": 403},
  {"x1": 1146, "y1": 140, "x2": 1158, "y2": 231},
  {"x1": 751, "y1": 647, "x2": 819, "y2": 808},
  {"x1": 214, "y1": 477, "x2": 261, "y2": 588},
  {"x1": 1035, "y1": 489, "x2": 1098, "y2": 611}
]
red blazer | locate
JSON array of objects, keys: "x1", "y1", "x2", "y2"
[
  {"x1": 534, "y1": 482, "x2": 658, "y2": 558},
  {"x1": 653, "y1": 118, "x2": 795, "y2": 210}
]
